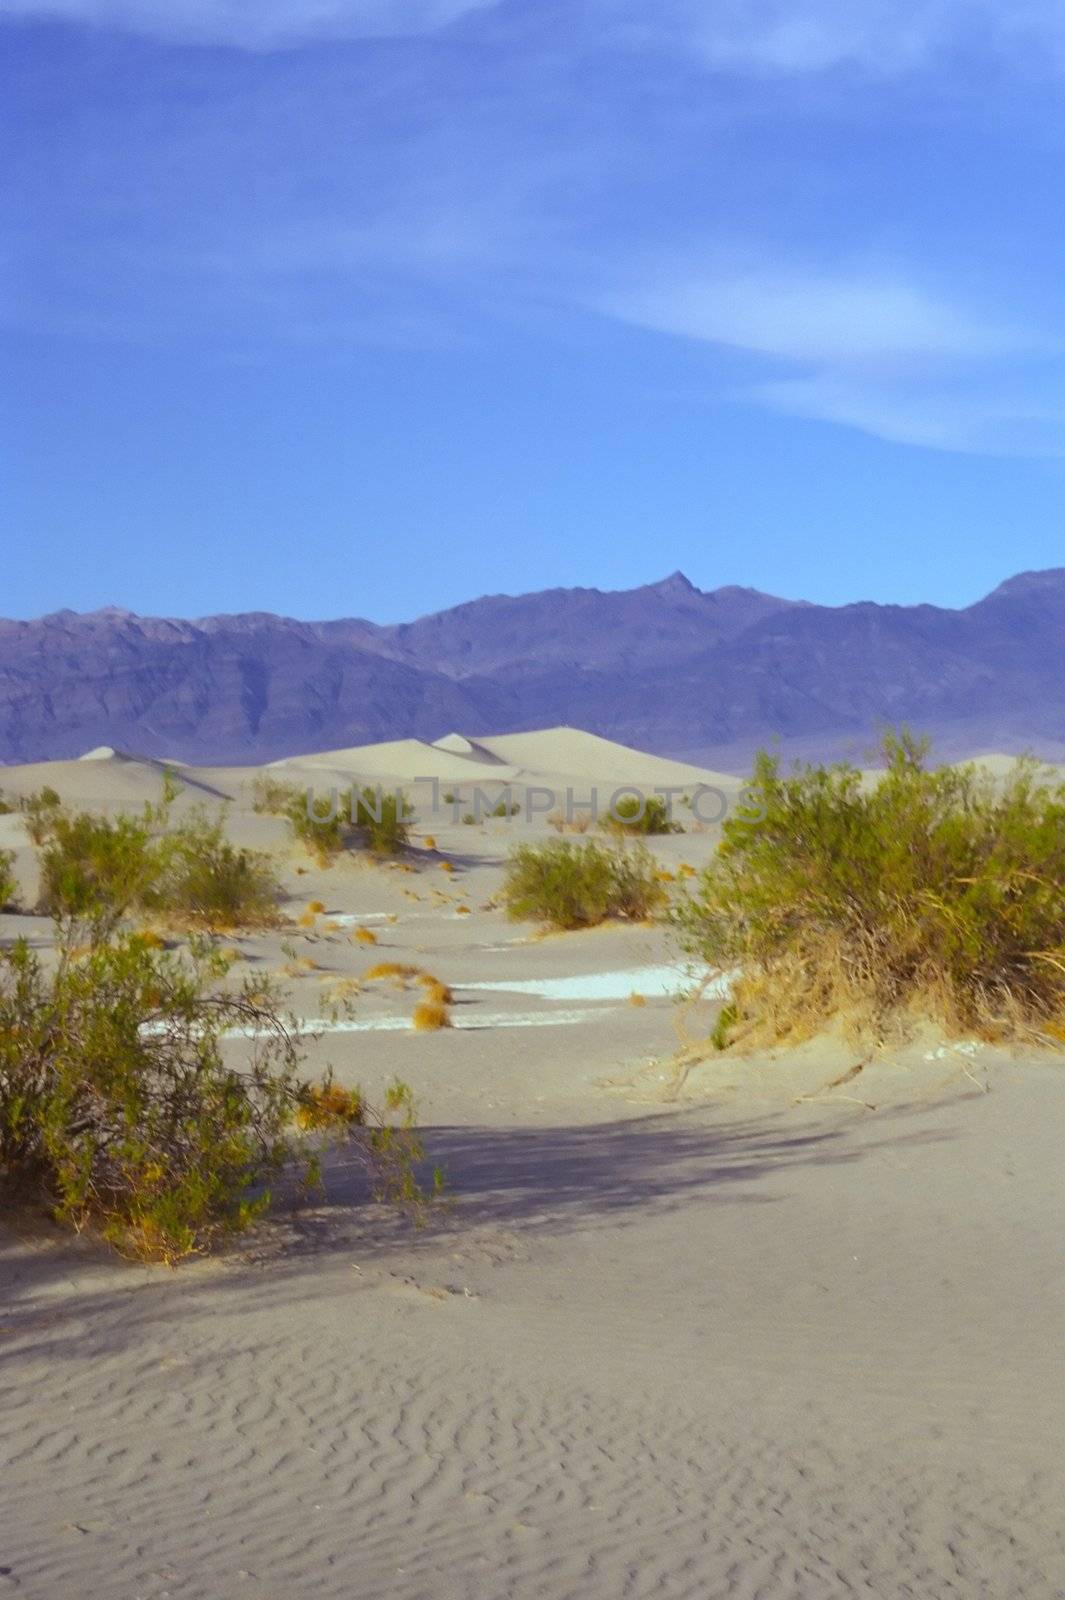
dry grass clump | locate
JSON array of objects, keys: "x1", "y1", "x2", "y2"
[
  {"x1": 440, "y1": 860, "x2": 455, "y2": 874},
  {"x1": 352, "y1": 927, "x2": 378, "y2": 945},
  {"x1": 503, "y1": 838, "x2": 667, "y2": 930},
  {"x1": 547, "y1": 809, "x2": 593, "y2": 834},
  {"x1": 365, "y1": 961, "x2": 422, "y2": 982},
  {"x1": 629, "y1": 991, "x2": 647, "y2": 1007},
  {"x1": 418, "y1": 974, "x2": 454, "y2": 1004},
  {"x1": 293, "y1": 1080, "x2": 365, "y2": 1129},
  {"x1": 412, "y1": 998, "x2": 452, "y2": 1031},
  {"x1": 422, "y1": 836, "x2": 436, "y2": 851},
  {"x1": 674, "y1": 733, "x2": 1065, "y2": 1049}
]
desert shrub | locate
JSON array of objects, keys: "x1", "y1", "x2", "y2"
[
  {"x1": 153, "y1": 811, "x2": 281, "y2": 930},
  {"x1": 37, "y1": 806, "x2": 158, "y2": 935},
  {"x1": 490, "y1": 798, "x2": 520, "y2": 818},
  {"x1": 286, "y1": 786, "x2": 412, "y2": 861},
  {"x1": 462, "y1": 812, "x2": 477, "y2": 826},
  {"x1": 34, "y1": 797, "x2": 279, "y2": 935},
  {"x1": 602, "y1": 795, "x2": 682, "y2": 835},
  {"x1": 674, "y1": 733, "x2": 1065, "y2": 1046},
  {"x1": 353, "y1": 787, "x2": 412, "y2": 853},
  {"x1": 0, "y1": 791, "x2": 11, "y2": 817},
  {"x1": 286, "y1": 788, "x2": 350, "y2": 865},
  {"x1": 0, "y1": 927, "x2": 431, "y2": 1262},
  {"x1": 0, "y1": 849, "x2": 15, "y2": 909},
  {"x1": 502, "y1": 839, "x2": 667, "y2": 930},
  {"x1": 19, "y1": 786, "x2": 62, "y2": 844},
  {"x1": 250, "y1": 774, "x2": 300, "y2": 815}
]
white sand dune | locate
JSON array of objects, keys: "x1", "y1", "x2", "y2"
[
  {"x1": 1, "y1": 727, "x2": 1062, "y2": 1599},
  {"x1": 266, "y1": 725, "x2": 740, "y2": 795}
]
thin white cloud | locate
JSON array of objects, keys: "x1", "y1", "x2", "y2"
[
  {"x1": 0, "y1": 0, "x2": 498, "y2": 47},
  {"x1": 601, "y1": 0, "x2": 1065, "y2": 76},
  {"x1": 754, "y1": 373, "x2": 1065, "y2": 456},
  {"x1": 607, "y1": 271, "x2": 1029, "y2": 366},
  {"x1": 603, "y1": 265, "x2": 1062, "y2": 456}
]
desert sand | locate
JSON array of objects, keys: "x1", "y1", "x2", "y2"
[{"x1": 1, "y1": 731, "x2": 1063, "y2": 1599}]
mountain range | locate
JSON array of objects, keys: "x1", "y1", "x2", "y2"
[{"x1": 1, "y1": 568, "x2": 1062, "y2": 769}]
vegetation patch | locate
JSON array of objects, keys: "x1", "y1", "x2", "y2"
[
  {"x1": 412, "y1": 998, "x2": 451, "y2": 1031},
  {"x1": 33, "y1": 790, "x2": 280, "y2": 935},
  {"x1": 674, "y1": 734, "x2": 1065, "y2": 1048},
  {"x1": 602, "y1": 795, "x2": 683, "y2": 836},
  {"x1": 502, "y1": 838, "x2": 667, "y2": 930},
  {"x1": 0, "y1": 922, "x2": 431, "y2": 1263}
]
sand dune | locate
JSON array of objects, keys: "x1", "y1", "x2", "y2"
[
  {"x1": 1, "y1": 727, "x2": 1062, "y2": 1599},
  {"x1": 266, "y1": 726, "x2": 740, "y2": 795}
]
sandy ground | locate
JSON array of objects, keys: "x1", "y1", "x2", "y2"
[{"x1": 1, "y1": 734, "x2": 1063, "y2": 1599}]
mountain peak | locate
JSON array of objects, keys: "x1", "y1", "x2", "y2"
[{"x1": 650, "y1": 570, "x2": 699, "y2": 596}]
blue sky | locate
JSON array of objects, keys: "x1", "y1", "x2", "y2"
[{"x1": 3, "y1": 0, "x2": 1064, "y2": 621}]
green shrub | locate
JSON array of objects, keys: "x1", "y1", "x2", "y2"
[
  {"x1": 20, "y1": 786, "x2": 62, "y2": 845},
  {"x1": 286, "y1": 788, "x2": 349, "y2": 865},
  {"x1": 0, "y1": 849, "x2": 15, "y2": 910},
  {"x1": 0, "y1": 927, "x2": 431, "y2": 1262},
  {"x1": 503, "y1": 838, "x2": 667, "y2": 930},
  {"x1": 674, "y1": 733, "x2": 1065, "y2": 1046},
  {"x1": 286, "y1": 786, "x2": 412, "y2": 861},
  {"x1": 250, "y1": 773, "x2": 300, "y2": 815},
  {"x1": 37, "y1": 806, "x2": 158, "y2": 935},
  {"x1": 34, "y1": 794, "x2": 279, "y2": 935},
  {"x1": 0, "y1": 791, "x2": 12, "y2": 817},
  {"x1": 352, "y1": 786, "x2": 412, "y2": 855},
  {"x1": 602, "y1": 795, "x2": 683, "y2": 835},
  {"x1": 154, "y1": 809, "x2": 280, "y2": 930}
]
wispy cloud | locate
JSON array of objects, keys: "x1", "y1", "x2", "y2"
[
  {"x1": 754, "y1": 373, "x2": 1065, "y2": 456},
  {"x1": 606, "y1": 271, "x2": 1029, "y2": 366},
  {"x1": 600, "y1": 0, "x2": 1065, "y2": 77},
  {"x1": 6, "y1": 0, "x2": 1065, "y2": 66},
  {"x1": 603, "y1": 265, "x2": 1064, "y2": 455},
  {"x1": 0, "y1": 0, "x2": 498, "y2": 47}
]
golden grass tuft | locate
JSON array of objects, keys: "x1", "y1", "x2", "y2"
[
  {"x1": 294, "y1": 1081, "x2": 364, "y2": 1129},
  {"x1": 418, "y1": 974, "x2": 454, "y2": 1004},
  {"x1": 440, "y1": 860, "x2": 455, "y2": 873},
  {"x1": 422, "y1": 835, "x2": 436, "y2": 851},
  {"x1": 629, "y1": 991, "x2": 647, "y2": 1006},
  {"x1": 412, "y1": 999, "x2": 452, "y2": 1031},
  {"x1": 365, "y1": 961, "x2": 423, "y2": 982},
  {"x1": 282, "y1": 956, "x2": 320, "y2": 976},
  {"x1": 296, "y1": 910, "x2": 318, "y2": 929},
  {"x1": 548, "y1": 809, "x2": 593, "y2": 834},
  {"x1": 352, "y1": 927, "x2": 378, "y2": 945},
  {"x1": 306, "y1": 899, "x2": 326, "y2": 914}
]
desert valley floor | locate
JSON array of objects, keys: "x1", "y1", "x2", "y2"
[{"x1": 1, "y1": 731, "x2": 1063, "y2": 1600}]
